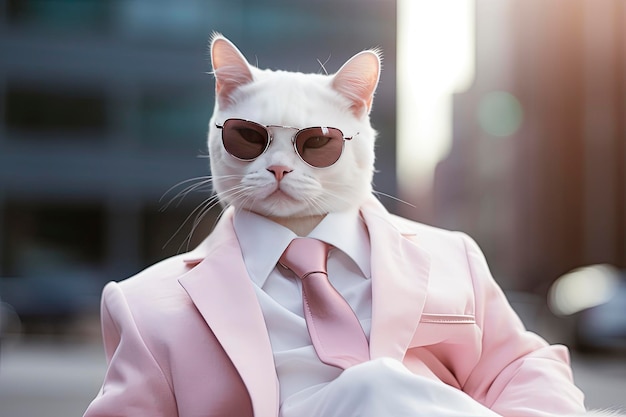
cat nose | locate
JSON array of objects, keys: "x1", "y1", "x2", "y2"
[{"x1": 267, "y1": 165, "x2": 293, "y2": 181}]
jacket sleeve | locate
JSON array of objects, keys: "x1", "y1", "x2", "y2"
[
  {"x1": 458, "y1": 234, "x2": 587, "y2": 417},
  {"x1": 83, "y1": 282, "x2": 178, "y2": 417}
]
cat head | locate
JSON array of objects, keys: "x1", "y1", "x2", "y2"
[{"x1": 207, "y1": 34, "x2": 381, "y2": 219}]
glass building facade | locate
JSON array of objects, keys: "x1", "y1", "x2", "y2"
[{"x1": 0, "y1": 0, "x2": 397, "y2": 331}]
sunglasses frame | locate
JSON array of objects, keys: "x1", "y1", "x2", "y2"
[{"x1": 215, "y1": 118, "x2": 358, "y2": 169}]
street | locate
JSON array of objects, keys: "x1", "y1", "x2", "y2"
[{"x1": 0, "y1": 337, "x2": 624, "y2": 416}]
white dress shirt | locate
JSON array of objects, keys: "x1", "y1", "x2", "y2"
[
  {"x1": 233, "y1": 209, "x2": 502, "y2": 417},
  {"x1": 233, "y1": 208, "x2": 373, "y2": 406}
]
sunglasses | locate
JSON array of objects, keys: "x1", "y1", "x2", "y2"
[{"x1": 215, "y1": 118, "x2": 358, "y2": 168}]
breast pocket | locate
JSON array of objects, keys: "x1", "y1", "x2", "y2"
[{"x1": 409, "y1": 313, "x2": 479, "y2": 348}]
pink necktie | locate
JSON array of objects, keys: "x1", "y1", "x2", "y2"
[{"x1": 279, "y1": 237, "x2": 370, "y2": 369}]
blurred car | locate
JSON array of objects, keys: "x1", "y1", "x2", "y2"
[
  {"x1": 0, "y1": 273, "x2": 100, "y2": 335},
  {"x1": 549, "y1": 264, "x2": 626, "y2": 353}
]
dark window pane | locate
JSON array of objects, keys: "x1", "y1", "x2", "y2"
[
  {"x1": 2, "y1": 202, "x2": 105, "y2": 276},
  {"x1": 5, "y1": 84, "x2": 107, "y2": 135},
  {"x1": 141, "y1": 200, "x2": 218, "y2": 267}
]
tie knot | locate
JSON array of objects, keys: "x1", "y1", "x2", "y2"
[{"x1": 279, "y1": 238, "x2": 330, "y2": 280}]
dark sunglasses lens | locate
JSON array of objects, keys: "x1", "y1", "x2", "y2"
[
  {"x1": 295, "y1": 127, "x2": 344, "y2": 167},
  {"x1": 222, "y1": 119, "x2": 268, "y2": 160}
]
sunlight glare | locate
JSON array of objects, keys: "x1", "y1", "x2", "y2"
[{"x1": 397, "y1": 0, "x2": 475, "y2": 198}]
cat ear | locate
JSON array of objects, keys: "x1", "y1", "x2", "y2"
[
  {"x1": 210, "y1": 33, "x2": 254, "y2": 108},
  {"x1": 332, "y1": 50, "x2": 381, "y2": 116}
]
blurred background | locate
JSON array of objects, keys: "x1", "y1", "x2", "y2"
[{"x1": 0, "y1": 0, "x2": 624, "y2": 416}]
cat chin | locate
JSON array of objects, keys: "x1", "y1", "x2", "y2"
[
  {"x1": 240, "y1": 198, "x2": 326, "y2": 219},
  {"x1": 233, "y1": 190, "x2": 365, "y2": 219}
]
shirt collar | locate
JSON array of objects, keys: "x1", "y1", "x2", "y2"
[{"x1": 233, "y1": 208, "x2": 371, "y2": 288}]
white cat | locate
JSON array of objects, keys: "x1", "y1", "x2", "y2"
[
  {"x1": 207, "y1": 33, "x2": 379, "y2": 236},
  {"x1": 205, "y1": 34, "x2": 624, "y2": 417},
  {"x1": 83, "y1": 33, "x2": 624, "y2": 417}
]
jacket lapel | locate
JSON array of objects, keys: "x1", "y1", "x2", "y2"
[
  {"x1": 360, "y1": 197, "x2": 432, "y2": 361},
  {"x1": 177, "y1": 198, "x2": 430, "y2": 413},
  {"x1": 178, "y1": 209, "x2": 279, "y2": 417}
]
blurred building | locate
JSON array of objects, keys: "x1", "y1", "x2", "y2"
[
  {"x1": 435, "y1": 0, "x2": 625, "y2": 292},
  {"x1": 0, "y1": 0, "x2": 396, "y2": 331},
  {"x1": 6, "y1": 0, "x2": 622, "y2": 334}
]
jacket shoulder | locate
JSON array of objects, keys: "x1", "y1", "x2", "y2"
[
  {"x1": 115, "y1": 253, "x2": 192, "y2": 293},
  {"x1": 387, "y1": 213, "x2": 471, "y2": 248}
]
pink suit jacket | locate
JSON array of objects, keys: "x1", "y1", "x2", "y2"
[{"x1": 84, "y1": 196, "x2": 586, "y2": 417}]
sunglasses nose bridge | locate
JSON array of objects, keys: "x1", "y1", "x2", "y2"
[
  {"x1": 266, "y1": 125, "x2": 299, "y2": 137},
  {"x1": 264, "y1": 126, "x2": 298, "y2": 150},
  {"x1": 249, "y1": 127, "x2": 296, "y2": 170}
]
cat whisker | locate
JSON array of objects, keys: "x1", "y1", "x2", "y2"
[
  {"x1": 235, "y1": 189, "x2": 259, "y2": 215},
  {"x1": 163, "y1": 194, "x2": 220, "y2": 251},
  {"x1": 160, "y1": 176, "x2": 213, "y2": 202},
  {"x1": 180, "y1": 200, "x2": 222, "y2": 252},
  {"x1": 371, "y1": 190, "x2": 416, "y2": 208},
  {"x1": 160, "y1": 176, "x2": 215, "y2": 211},
  {"x1": 162, "y1": 183, "x2": 213, "y2": 212},
  {"x1": 317, "y1": 55, "x2": 331, "y2": 75},
  {"x1": 160, "y1": 174, "x2": 244, "y2": 211},
  {"x1": 173, "y1": 184, "x2": 249, "y2": 253},
  {"x1": 164, "y1": 182, "x2": 239, "y2": 249}
]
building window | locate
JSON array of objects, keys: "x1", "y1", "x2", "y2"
[
  {"x1": 141, "y1": 199, "x2": 218, "y2": 267},
  {"x1": 4, "y1": 84, "x2": 108, "y2": 136},
  {"x1": 2, "y1": 202, "x2": 105, "y2": 277}
]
